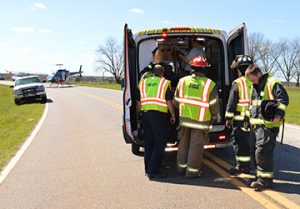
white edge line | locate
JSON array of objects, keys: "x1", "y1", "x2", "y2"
[{"x1": 0, "y1": 103, "x2": 49, "y2": 185}]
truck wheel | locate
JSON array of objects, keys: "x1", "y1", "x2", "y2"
[
  {"x1": 41, "y1": 96, "x2": 47, "y2": 103},
  {"x1": 14, "y1": 99, "x2": 21, "y2": 105},
  {"x1": 131, "y1": 143, "x2": 141, "y2": 155}
]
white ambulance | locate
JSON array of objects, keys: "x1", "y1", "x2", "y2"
[{"x1": 123, "y1": 23, "x2": 249, "y2": 155}]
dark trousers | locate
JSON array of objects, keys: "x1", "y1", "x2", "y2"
[
  {"x1": 250, "y1": 125, "x2": 278, "y2": 184},
  {"x1": 232, "y1": 122, "x2": 250, "y2": 169},
  {"x1": 142, "y1": 111, "x2": 169, "y2": 175}
]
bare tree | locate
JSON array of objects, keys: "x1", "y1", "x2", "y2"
[
  {"x1": 95, "y1": 37, "x2": 124, "y2": 83},
  {"x1": 248, "y1": 32, "x2": 278, "y2": 74},
  {"x1": 292, "y1": 38, "x2": 300, "y2": 86},
  {"x1": 274, "y1": 39, "x2": 299, "y2": 86}
]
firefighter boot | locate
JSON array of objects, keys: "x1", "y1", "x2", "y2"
[{"x1": 250, "y1": 179, "x2": 273, "y2": 191}]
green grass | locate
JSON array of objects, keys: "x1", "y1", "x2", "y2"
[
  {"x1": 70, "y1": 81, "x2": 122, "y2": 90},
  {"x1": 0, "y1": 85, "x2": 45, "y2": 171},
  {"x1": 285, "y1": 87, "x2": 300, "y2": 125}
]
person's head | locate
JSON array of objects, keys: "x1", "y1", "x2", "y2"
[
  {"x1": 189, "y1": 37, "x2": 205, "y2": 48},
  {"x1": 231, "y1": 55, "x2": 253, "y2": 77},
  {"x1": 189, "y1": 55, "x2": 209, "y2": 75},
  {"x1": 245, "y1": 64, "x2": 262, "y2": 84},
  {"x1": 153, "y1": 64, "x2": 165, "y2": 77}
]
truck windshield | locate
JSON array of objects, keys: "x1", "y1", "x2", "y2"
[{"x1": 15, "y1": 77, "x2": 41, "y2": 86}]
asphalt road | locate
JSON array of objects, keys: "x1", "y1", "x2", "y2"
[{"x1": 0, "y1": 83, "x2": 299, "y2": 209}]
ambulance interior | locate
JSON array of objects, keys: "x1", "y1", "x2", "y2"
[{"x1": 137, "y1": 36, "x2": 227, "y2": 124}]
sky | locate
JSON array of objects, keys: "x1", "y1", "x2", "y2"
[{"x1": 0, "y1": 0, "x2": 299, "y2": 76}]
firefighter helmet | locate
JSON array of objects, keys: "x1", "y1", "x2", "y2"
[
  {"x1": 189, "y1": 56, "x2": 210, "y2": 71},
  {"x1": 231, "y1": 55, "x2": 253, "y2": 69},
  {"x1": 260, "y1": 100, "x2": 278, "y2": 121}
]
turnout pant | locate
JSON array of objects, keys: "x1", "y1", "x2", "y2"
[
  {"x1": 232, "y1": 121, "x2": 250, "y2": 169},
  {"x1": 177, "y1": 126, "x2": 209, "y2": 177},
  {"x1": 142, "y1": 111, "x2": 169, "y2": 175},
  {"x1": 250, "y1": 125, "x2": 278, "y2": 185}
]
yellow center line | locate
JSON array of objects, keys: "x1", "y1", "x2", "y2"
[
  {"x1": 205, "y1": 152, "x2": 300, "y2": 209},
  {"x1": 71, "y1": 89, "x2": 300, "y2": 209},
  {"x1": 203, "y1": 159, "x2": 280, "y2": 209}
]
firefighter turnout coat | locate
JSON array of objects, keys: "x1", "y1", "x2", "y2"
[{"x1": 250, "y1": 73, "x2": 289, "y2": 183}]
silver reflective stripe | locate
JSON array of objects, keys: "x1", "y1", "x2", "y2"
[
  {"x1": 233, "y1": 115, "x2": 245, "y2": 121},
  {"x1": 187, "y1": 166, "x2": 199, "y2": 173},
  {"x1": 209, "y1": 98, "x2": 218, "y2": 105},
  {"x1": 250, "y1": 118, "x2": 264, "y2": 124},
  {"x1": 180, "y1": 121, "x2": 211, "y2": 130},
  {"x1": 251, "y1": 100, "x2": 261, "y2": 106},
  {"x1": 236, "y1": 156, "x2": 251, "y2": 162},
  {"x1": 241, "y1": 127, "x2": 250, "y2": 132},
  {"x1": 177, "y1": 163, "x2": 187, "y2": 168},
  {"x1": 256, "y1": 170, "x2": 273, "y2": 178},
  {"x1": 278, "y1": 103, "x2": 287, "y2": 111},
  {"x1": 225, "y1": 111, "x2": 234, "y2": 118}
]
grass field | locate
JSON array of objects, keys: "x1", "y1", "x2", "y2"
[
  {"x1": 285, "y1": 87, "x2": 300, "y2": 125},
  {"x1": 0, "y1": 85, "x2": 45, "y2": 171}
]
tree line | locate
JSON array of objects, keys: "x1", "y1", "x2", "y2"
[
  {"x1": 249, "y1": 32, "x2": 300, "y2": 86},
  {"x1": 96, "y1": 34, "x2": 300, "y2": 86}
]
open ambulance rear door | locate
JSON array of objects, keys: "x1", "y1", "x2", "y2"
[
  {"x1": 123, "y1": 24, "x2": 138, "y2": 144},
  {"x1": 227, "y1": 23, "x2": 249, "y2": 81}
]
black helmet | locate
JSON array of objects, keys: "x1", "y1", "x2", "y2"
[
  {"x1": 260, "y1": 100, "x2": 278, "y2": 121},
  {"x1": 231, "y1": 55, "x2": 253, "y2": 70}
]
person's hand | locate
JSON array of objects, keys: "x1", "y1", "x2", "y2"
[
  {"x1": 226, "y1": 119, "x2": 233, "y2": 129},
  {"x1": 170, "y1": 116, "x2": 176, "y2": 124}
]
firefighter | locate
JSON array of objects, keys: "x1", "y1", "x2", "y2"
[
  {"x1": 225, "y1": 55, "x2": 253, "y2": 175},
  {"x1": 174, "y1": 56, "x2": 220, "y2": 178},
  {"x1": 137, "y1": 64, "x2": 176, "y2": 180},
  {"x1": 245, "y1": 64, "x2": 289, "y2": 190}
]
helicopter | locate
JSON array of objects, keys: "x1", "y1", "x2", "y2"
[{"x1": 48, "y1": 64, "x2": 83, "y2": 87}]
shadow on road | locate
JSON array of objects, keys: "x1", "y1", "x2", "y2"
[
  {"x1": 137, "y1": 142, "x2": 300, "y2": 194},
  {"x1": 273, "y1": 142, "x2": 300, "y2": 195}
]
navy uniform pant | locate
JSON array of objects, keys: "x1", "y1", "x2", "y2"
[
  {"x1": 232, "y1": 121, "x2": 250, "y2": 169},
  {"x1": 250, "y1": 125, "x2": 278, "y2": 184},
  {"x1": 142, "y1": 111, "x2": 169, "y2": 175}
]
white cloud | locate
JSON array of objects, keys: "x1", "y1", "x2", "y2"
[
  {"x1": 16, "y1": 47, "x2": 37, "y2": 55},
  {"x1": 130, "y1": 8, "x2": 144, "y2": 14},
  {"x1": 77, "y1": 41, "x2": 86, "y2": 45},
  {"x1": 12, "y1": 26, "x2": 34, "y2": 32},
  {"x1": 40, "y1": 28, "x2": 53, "y2": 33},
  {"x1": 32, "y1": 2, "x2": 47, "y2": 10}
]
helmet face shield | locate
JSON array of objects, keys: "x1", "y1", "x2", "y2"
[{"x1": 231, "y1": 55, "x2": 253, "y2": 69}]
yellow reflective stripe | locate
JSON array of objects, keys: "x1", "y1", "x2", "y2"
[
  {"x1": 278, "y1": 103, "x2": 287, "y2": 111},
  {"x1": 250, "y1": 118, "x2": 264, "y2": 124},
  {"x1": 190, "y1": 28, "x2": 196, "y2": 32},
  {"x1": 180, "y1": 121, "x2": 211, "y2": 130},
  {"x1": 205, "y1": 28, "x2": 212, "y2": 33},
  {"x1": 214, "y1": 29, "x2": 221, "y2": 34},
  {"x1": 187, "y1": 166, "x2": 199, "y2": 173},
  {"x1": 148, "y1": 29, "x2": 155, "y2": 35},
  {"x1": 225, "y1": 111, "x2": 234, "y2": 118},
  {"x1": 156, "y1": 28, "x2": 163, "y2": 34},
  {"x1": 139, "y1": 30, "x2": 146, "y2": 36},
  {"x1": 177, "y1": 163, "x2": 187, "y2": 168},
  {"x1": 256, "y1": 170, "x2": 273, "y2": 178},
  {"x1": 236, "y1": 156, "x2": 251, "y2": 162}
]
